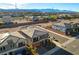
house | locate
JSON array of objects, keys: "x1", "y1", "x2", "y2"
[
  {"x1": 32, "y1": 16, "x2": 48, "y2": 22},
  {"x1": 58, "y1": 14, "x2": 72, "y2": 19},
  {"x1": 0, "y1": 32, "x2": 30, "y2": 55},
  {"x1": 20, "y1": 26, "x2": 50, "y2": 47},
  {"x1": 2, "y1": 16, "x2": 14, "y2": 27},
  {"x1": 2, "y1": 16, "x2": 13, "y2": 22},
  {"x1": 25, "y1": 16, "x2": 34, "y2": 21},
  {"x1": 19, "y1": 26, "x2": 56, "y2": 54},
  {"x1": 32, "y1": 16, "x2": 39, "y2": 22},
  {"x1": 52, "y1": 19, "x2": 79, "y2": 36}
]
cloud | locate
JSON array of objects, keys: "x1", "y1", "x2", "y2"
[
  {"x1": 0, "y1": 0, "x2": 79, "y2": 4},
  {"x1": 0, "y1": 3, "x2": 15, "y2": 9},
  {"x1": 0, "y1": 3, "x2": 14, "y2": 6}
]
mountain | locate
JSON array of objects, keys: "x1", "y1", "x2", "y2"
[{"x1": 0, "y1": 9, "x2": 76, "y2": 13}]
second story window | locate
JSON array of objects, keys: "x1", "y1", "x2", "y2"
[
  {"x1": 33, "y1": 37, "x2": 38, "y2": 42},
  {"x1": 18, "y1": 42, "x2": 25, "y2": 47}
]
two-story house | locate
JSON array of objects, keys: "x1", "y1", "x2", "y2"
[{"x1": 20, "y1": 26, "x2": 52, "y2": 47}]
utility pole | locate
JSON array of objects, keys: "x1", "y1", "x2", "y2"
[
  {"x1": 14, "y1": 3, "x2": 18, "y2": 17},
  {"x1": 15, "y1": 3, "x2": 18, "y2": 9}
]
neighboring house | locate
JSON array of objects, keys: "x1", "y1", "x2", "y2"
[
  {"x1": 0, "y1": 33, "x2": 29, "y2": 55},
  {"x1": 32, "y1": 16, "x2": 38, "y2": 22},
  {"x1": 52, "y1": 20, "x2": 79, "y2": 36},
  {"x1": 24, "y1": 16, "x2": 48, "y2": 22},
  {"x1": 52, "y1": 24, "x2": 66, "y2": 32},
  {"x1": 2, "y1": 16, "x2": 14, "y2": 27},
  {"x1": 2, "y1": 16, "x2": 13, "y2": 22},
  {"x1": 25, "y1": 16, "x2": 31, "y2": 21},
  {"x1": 58, "y1": 14, "x2": 72, "y2": 19},
  {"x1": 52, "y1": 23, "x2": 72, "y2": 32}
]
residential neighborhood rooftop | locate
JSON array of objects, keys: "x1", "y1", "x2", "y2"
[
  {"x1": 53, "y1": 19, "x2": 79, "y2": 26},
  {"x1": 0, "y1": 32, "x2": 26, "y2": 44},
  {"x1": 21, "y1": 26, "x2": 48, "y2": 38}
]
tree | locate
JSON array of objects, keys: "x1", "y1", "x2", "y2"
[{"x1": 48, "y1": 15, "x2": 58, "y2": 21}]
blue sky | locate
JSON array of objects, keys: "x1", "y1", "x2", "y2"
[
  {"x1": 0, "y1": 3, "x2": 79, "y2": 12},
  {"x1": 21, "y1": 3, "x2": 79, "y2": 11}
]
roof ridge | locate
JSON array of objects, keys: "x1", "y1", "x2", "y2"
[{"x1": 0, "y1": 33, "x2": 10, "y2": 44}]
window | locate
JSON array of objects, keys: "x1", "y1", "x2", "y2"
[
  {"x1": 33, "y1": 37, "x2": 38, "y2": 42},
  {"x1": 18, "y1": 42, "x2": 25, "y2": 47},
  {"x1": 3, "y1": 46, "x2": 5, "y2": 50},
  {"x1": 0, "y1": 47, "x2": 2, "y2": 52},
  {"x1": 40, "y1": 35, "x2": 43, "y2": 39},
  {"x1": 0, "y1": 46, "x2": 6, "y2": 52}
]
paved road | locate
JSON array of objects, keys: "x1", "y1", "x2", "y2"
[{"x1": 0, "y1": 22, "x2": 51, "y2": 34}]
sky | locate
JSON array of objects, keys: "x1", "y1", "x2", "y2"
[
  {"x1": 20, "y1": 3, "x2": 79, "y2": 11},
  {"x1": 0, "y1": 0, "x2": 79, "y2": 11}
]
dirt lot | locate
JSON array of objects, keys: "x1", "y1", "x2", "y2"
[
  {"x1": 35, "y1": 21, "x2": 52, "y2": 28},
  {"x1": 0, "y1": 22, "x2": 52, "y2": 34},
  {"x1": 0, "y1": 27, "x2": 21, "y2": 33}
]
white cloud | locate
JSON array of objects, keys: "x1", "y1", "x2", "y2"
[
  {"x1": 0, "y1": 3, "x2": 15, "y2": 9},
  {"x1": 0, "y1": 0, "x2": 79, "y2": 9},
  {"x1": 0, "y1": 0, "x2": 79, "y2": 4}
]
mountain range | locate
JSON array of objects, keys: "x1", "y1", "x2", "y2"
[{"x1": 0, "y1": 9, "x2": 77, "y2": 13}]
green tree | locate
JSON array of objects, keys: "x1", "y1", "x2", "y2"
[{"x1": 48, "y1": 15, "x2": 57, "y2": 21}]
